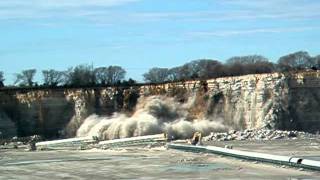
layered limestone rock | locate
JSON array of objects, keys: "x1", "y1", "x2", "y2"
[
  {"x1": 205, "y1": 73, "x2": 288, "y2": 130},
  {"x1": 2, "y1": 90, "x2": 74, "y2": 138},
  {"x1": 0, "y1": 87, "x2": 140, "y2": 138},
  {"x1": 139, "y1": 73, "x2": 289, "y2": 130},
  {"x1": 0, "y1": 72, "x2": 320, "y2": 139},
  {"x1": 139, "y1": 72, "x2": 320, "y2": 131},
  {"x1": 286, "y1": 72, "x2": 320, "y2": 132}
]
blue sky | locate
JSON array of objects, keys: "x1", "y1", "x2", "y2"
[{"x1": 0, "y1": 0, "x2": 320, "y2": 84}]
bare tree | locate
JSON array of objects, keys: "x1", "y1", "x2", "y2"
[
  {"x1": 226, "y1": 55, "x2": 274, "y2": 76},
  {"x1": 64, "y1": 65, "x2": 96, "y2": 86},
  {"x1": 196, "y1": 59, "x2": 223, "y2": 79},
  {"x1": 60, "y1": 68, "x2": 73, "y2": 85},
  {"x1": 94, "y1": 67, "x2": 108, "y2": 85},
  {"x1": 168, "y1": 59, "x2": 224, "y2": 80},
  {"x1": 106, "y1": 66, "x2": 126, "y2": 85},
  {"x1": 42, "y1": 69, "x2": 64, "y2": 86},
  {"x1": 167, "y1": 67, "x2": 182, "y2": 81},
  {"x1": 14, "y1": 69, "x2": 37, "y2": 87},
  {"x1": 226, "y1": 55, "x2": 268, "y2": 65},
  {"x1": 314, "y1": 55, "x2": 320, "y2": 69},
  {"x1": 278, "y1": 51, "x2": 315, "y2": 71},
  {"x1": 181, "y1": 61, "x2": 199, "y2": 79},
  {"x1": 143, "y1": 67, "x2": 169, "y2": 83},
  {"x1": 0, "y1": 71, "x2": 4, "y2": 87},
  {"x1": 173, "y1": 64, "x2": 188, "y2": 80},
  {"x1": 94, "y1": 66, "x2": 126, "y2": 85}
]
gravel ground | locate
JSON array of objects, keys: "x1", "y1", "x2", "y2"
[{"x1": 1, "y1": 142, "x2": 320, "y2": 180}]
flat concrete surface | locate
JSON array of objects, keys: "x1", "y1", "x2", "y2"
[{"x1": 1, "y1": 141, "x2": 320, "y2": 180}]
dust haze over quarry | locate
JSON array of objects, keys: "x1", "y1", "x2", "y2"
[{"x1": 75, "y1": 95, "x2": 228, "y2": 140}]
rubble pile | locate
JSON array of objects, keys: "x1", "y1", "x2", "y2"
[
  {"x1": 0, "y1": 135, "x2": 43, "y2": 150},
  {"x1": 203, "y1": 129, "x2": 318, "y2": 142}
]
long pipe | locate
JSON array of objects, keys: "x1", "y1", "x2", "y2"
[
  {"x1": 167, "y1": 143, "x2": 320, "y2": 171},
  {"x1": 35, "y1": 134, "x2": 165, "y2": 150},
  {"x1": 36, "y1": 137, "x2": 96, "y2": 150},
  {"x1": 98, "y1": 134, "x2": 165, "y2": 148}
]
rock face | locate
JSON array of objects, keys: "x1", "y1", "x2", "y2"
[
  {"x1": 0, "y1": 90, "x2": 75, "y2": 138},
  {"x1": 0, "y1": 87, "x2": 140, "y2": 138},
  {"x1": 139, "y1": 73, "x2": 288, "y2": 131},
  {"x1": 205, "y1": 73, "x2": 288, "y2": 130},
  {"x1": 1, "y1": 72, "x2": 320, "y2": 139},
  {"x1": 0, "y1": 110, "x2": 17, "y2": 138}
]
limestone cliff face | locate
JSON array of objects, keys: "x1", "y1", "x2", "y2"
[
  {"x1": 139, "y1": 73, "x2": 289, "y2": 130},
  {"x1": 0, "y1": 90, "x2": 75, "y2": 138},
  {"x1": 0, "y1": 87, "x2": 140, "y2": 138},
  {"x1": 139, "y1": 72, "x2": 320, "y2": 132},
  {"x1": 206, "y1": 73, "x2": 288, "y2": 130},
  {"x1": 286, "y1": 72, "x2": 320, "y2": 132},
  {"x1": 0, "y1": 110, "x2": 16, "y2": 138},
  {"x1": 0, "y1": 72, "x2": 320, "y2": 139}
]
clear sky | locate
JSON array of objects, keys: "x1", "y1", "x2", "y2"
[{"x1": 1, "y1": 0, "x2": 320, "y2": 84}]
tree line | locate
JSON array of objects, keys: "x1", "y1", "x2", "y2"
[
  {"x1": 0, "y1": 51, "x2": 320, "y2": 87},
  {"x1": 143, "y1": 51, "x2": 320, "y2": 83},
  {"x1": 0, "y1": 65, "x2": 129, "y2": 88}
]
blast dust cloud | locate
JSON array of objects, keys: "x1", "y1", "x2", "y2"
[{"x1": 76, "y1": 95, "x2": 228, "y2": 140}]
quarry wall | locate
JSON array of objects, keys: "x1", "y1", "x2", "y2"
[{"x1": 1, "y1": 72, "x2": 320, "y2": 139}]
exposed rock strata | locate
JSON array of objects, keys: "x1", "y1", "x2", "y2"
[{"x1": 0, "y1": 72, "x2": 320, "y2": 139}]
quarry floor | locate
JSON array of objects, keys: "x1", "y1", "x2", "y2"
[{"x1": 1, "y1": 139, "x2": 320, "y2": 180}]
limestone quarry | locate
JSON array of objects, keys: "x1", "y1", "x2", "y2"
[
  {"x1": 1, "y1": 72, "x2": 320, "y2": 140},
  {"x1": 2, "y1": 72, "x2": 320, "y2": 179}
]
